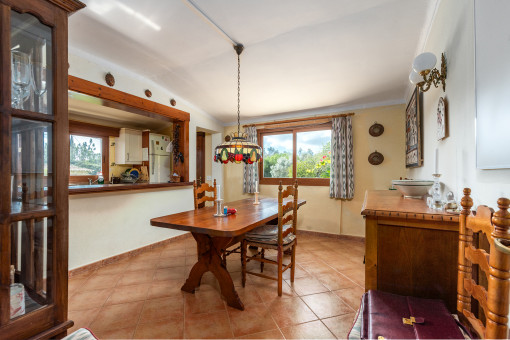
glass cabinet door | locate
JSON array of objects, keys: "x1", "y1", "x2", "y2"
[
  {"x1": 10, "y1": 10, "x2": 52, "y2": 115},
  {"x1": 8, "y1": 9, "x2": 55, "y2": 322}
]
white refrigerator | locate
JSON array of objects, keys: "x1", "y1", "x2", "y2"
[{"x1": 149, "y1": 133, "x2": 171, "y2": 183}]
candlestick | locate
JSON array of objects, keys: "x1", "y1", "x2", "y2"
[
  {"x1": 214, "y1": 198, "x2": 225, "y2": 216},
  {"x1": 431, "y1": 173, "x2": 443, "y2": 210},
  {"x1": 434, "y1": 148, "x2": 439, "y2": 174}
]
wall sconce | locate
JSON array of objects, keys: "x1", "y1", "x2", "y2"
[{"x1": 409, "y1": 52, "x2": 447, "y2": 92}]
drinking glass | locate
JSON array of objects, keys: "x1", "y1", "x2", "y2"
[{"x1": 32, "y1": 61, "x2": 47, "y2": 112}]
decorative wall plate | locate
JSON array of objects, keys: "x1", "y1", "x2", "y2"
[
  {"x1": 145, "y1": 89, "x2": 152, "y2": 98},
  {"x1": 170, "y1": 98, "x2": 177, "y2": 106},
  {"x1": 369, "y1": 122, "x2": 384, "y2": 137},
  {"x1": 105, "y1": 72, "x2": 115, "y2": 87},
  {"x1": 368, "y1": 151, "x2": 384, "y2": 165}
]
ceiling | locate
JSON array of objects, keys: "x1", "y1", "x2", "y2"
[{"x1": 68, "y1": 0, "x2": 437, "y2": 124}]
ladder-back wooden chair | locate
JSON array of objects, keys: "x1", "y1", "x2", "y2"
[
  {"x1": 458, "y1": 188, "x2": 510, "y2": 339},
  {"x1": 193, "y1": 178, "x2": 216, "y2": 210},
  {"x1": 241, "y1": 180, "x2": 298, "y2": 296},
  {"x1": 348, "y1": 188, "x2": 510, "y2": 339}
]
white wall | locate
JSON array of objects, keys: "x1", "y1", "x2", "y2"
[
  {"x1": 406, "y1": 0, "x2": 510, "y2": 208},
  {"x1": 68, "y1": 52, "x2": 224, "y2": 269}
]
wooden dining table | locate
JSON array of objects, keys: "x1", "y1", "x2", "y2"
[{"x1": 150, "y1": 197, "x2": 306, "y2": 310}]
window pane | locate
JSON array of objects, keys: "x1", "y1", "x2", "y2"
[
  {"x1": 70, "y1": 135, "x2": 102, "y2": 176},
  {"x1": 296, "y1": 130, "x2": 331, "y2": 178},
  {"x1": 11, "y1": 11, "x2": 53, "y2": 114},
  {"x1": 263, "y1": 134, "x2": 293, "y2": 178},
  {"x1": 10, "y1": 217, "x2": 53, "y2": 319},
  {"x1": 11, "y1": 118, "x2": 53, "y2": 214}
]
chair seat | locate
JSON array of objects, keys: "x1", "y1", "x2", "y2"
[{"x1": 245, "y1": 224, "x2": 295, "y2": 247}]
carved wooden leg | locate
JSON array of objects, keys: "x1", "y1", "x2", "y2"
[
  {"x1": 277, "y1": 246, "x2": 283, "y2": 297},
  {"x1": 181, "y1": 233, "x2": 244, "y2": 310},
  {"x1": 241, "y1": 240, "x2": 247, "y2": 287},
  {"x1": 181, "y1": 233, "x2": 210, "y2": 293}
]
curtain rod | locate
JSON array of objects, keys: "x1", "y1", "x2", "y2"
[{"x1": 243, "y1": 112, "x2": 354, "y2": 128}]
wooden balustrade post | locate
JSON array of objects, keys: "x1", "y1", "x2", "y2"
[
  {"x1": 458, "y1": 188, "x2": 473, "y2": 315},
  {"x1": 486, "y1": 198, "x2": 510, "y2": 339}
]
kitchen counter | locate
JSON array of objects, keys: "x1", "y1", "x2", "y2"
[{"x1": 69, "y1": 181, "x2": 193, "y2": 195}]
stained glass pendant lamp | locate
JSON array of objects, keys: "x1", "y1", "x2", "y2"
[{"x1": 214, "y1": 44, "x2": 262, "y2": 164}]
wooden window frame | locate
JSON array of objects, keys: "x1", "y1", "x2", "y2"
[
  {"x1": 257, "y1": 123, "x2": 332, "y2": 186},
  {"x1": 68, "y1": 121, "x2": 119, "y2": 184}
]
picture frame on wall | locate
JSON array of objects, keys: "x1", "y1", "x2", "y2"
[
  {"x1": 437, "y1": 97, "x2": 448, "y2": 140},
  {"x1": 405, "y1": 87, "x2": 422, "y2": 168}
]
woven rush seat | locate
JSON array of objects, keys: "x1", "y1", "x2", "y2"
[{"x1": 245, "y1": 224, "x2": 295, "y2": 248}]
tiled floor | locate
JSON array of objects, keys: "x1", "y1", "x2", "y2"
[{"x1": 68, "y1": 234, "x2": 365, "y2": 339}]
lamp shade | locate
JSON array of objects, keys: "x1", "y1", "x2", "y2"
[
  {"x1": 214, "y1": 132, "x2": 261, "y2": 164},
  {"x1": 412, "y1": 52, "x2": 437, "y2": 73},
  {"x1": 409, "y1": 70, "x2": 423, "y2": 85}
]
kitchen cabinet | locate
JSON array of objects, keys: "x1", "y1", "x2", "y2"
[
  {"x1": 0, "y1": 0, "x2": 85, "y2": 339},
  {"x1": 115, "y1": 128, "x2": 143, "y2": 164},
  {"x1": 361, "y1": 190, "x2": 460, "y2": 312}
]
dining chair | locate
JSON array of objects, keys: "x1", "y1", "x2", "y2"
[
  {"x1": 193, "y1": 178, "x2": 216, "y2": 209},
  {"x1": 241, "y1": 180, "x2": 298, "y2": 296},
  {"x1": 193, "y1": 179, "x2": 241, "y2": 266}
]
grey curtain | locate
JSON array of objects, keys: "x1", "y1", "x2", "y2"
[
  {"x1": 330, "y1": 116, "x2": 354, "y2": 199},
  {"x1": 243, "y1": 126, "x2": 259, "y2": 193}
]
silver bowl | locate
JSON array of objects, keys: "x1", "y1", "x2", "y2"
[{"x1": 392, "y1": 179, "x2": 433, "y2": 199}]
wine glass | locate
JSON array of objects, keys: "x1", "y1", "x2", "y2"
[
  {"x1": 11, "y1": 51, "x2": 31, "y2": 109},
  {"x1": 32, "y1": 61, "x2": 47, "y2": 113}
]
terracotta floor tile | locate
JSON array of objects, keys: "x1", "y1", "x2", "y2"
[
  {"x1": 105, "y1": 283, "x2": 151, "y2": 305},
  {"x1": 230, "y1": 284, "x2": 262, "y2": 306},
  {"x1": 340, "y1": 268, "x2": 365, "y2": 286},
  {"x1": 322, "y1": 313, "x2": 357, "y2": 339},
  {"x1": 147, "y1": 279, "x2": 186, "y2": 299},
  {"x1": 282, "y1": 264, "x2": 310, "y2": 280},
  {"x1": 295, "y1": 251, "x2": 317, "y2": 263},
  {"x1": 81, "y1": 273, "x2": 121, "y2": 291},
  {"x1": 227, "y1": 303, "x2": 278, "y2": 337},
  {"x1": 184, "y1": 310, "x2": 234, "y2": 339},
  {"x1": 185, "y1": 289, "x2": 226, "y2": 314},
  {"x1": 156, "y1": 256, "x2": 186, "y2": 268},
  {"x1": 154, "y1": 266, "x2": 187, "y2": 281},
  {"x1": 117, "y1": 269, "x2": 155, "y2": 286},
  {"x1": 266, "y1": 296, "x2": 318, "y2": 328},
  {"x1": 315, "y1": 272, "x2": 358, "y2": 291},
  {"x1": 301, "y1": 291, "x2": 354, "y2": 319},
  {"x1": 125, "y1": 258, "x2": 159, "y2": 272},
  {"x1": 161, "y1": 248, "x2": 186, "y2": 258},
  {"x1": 253, "y1": 279, "x2": 297, "y2": 302},
  {"x1": 69, "y1": 288, "x2": 113, "y2": 311},
  {"x1": 94, "y1": 260, "x2": 130, "y2": 275},
  {"x1": 67, "y1": 307, "x2": 100, "y2": 333},
  {"x1": 134, "y1": 316, "x2": 184, "y2": 339},
  {"x1": 89, "y1": 300, "x2": 144, "y2": 332},
  {"x1": 237, "y1": 329, "x2": 284, "y2": 339},
  {"x1": 287, "y1": 276, "x2": 329, "y2": 296},
  {"x1": 280, "y1": 320, "x2": 336, "y2": 339},
  {"x1": 332, "y1": 287, "x2": 365, "y2": 310},
  {"x1": 68, "y1": 276, "x2": 90, "y2": 296},
  {"x1": 139, "y1": 296, "x2": 184, "y2": 323},
  {"x1": 299, "y1": 261, "x2": 333, "y2": 276},
  {"x1": 92, "y1": 326, "x2": 136, "y2": 339}
]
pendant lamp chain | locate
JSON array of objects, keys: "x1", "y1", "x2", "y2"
[
  {"x1": 237, "y1": 51, "x2": 241, "y2": 137},
  {"x1": 214, "y1": 44, "x2": 262, "y2": 165}
]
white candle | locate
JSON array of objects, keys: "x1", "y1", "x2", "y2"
[
  {"x1": 255, "y1": 181, "x2": 259, "y2": 193},
  {"x1": 216, "y1": 184, "x2": 221, "y2": 200},
  {"x1": 434, "y1": 148, "x2": 439, "y2": 174}
]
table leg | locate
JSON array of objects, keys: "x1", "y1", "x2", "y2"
[{"x1": 181, "y1": 232, "x2": 244, "y2": 310}]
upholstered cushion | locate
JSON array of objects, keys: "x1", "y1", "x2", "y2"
[
  {"x1": 245, "y1": 224, "x2": 295, "y2": 246},
  {"x1": 63, "y1": 328, "x2": 98, "y2": 340}
]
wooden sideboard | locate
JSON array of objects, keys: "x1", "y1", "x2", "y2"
[{"x1": 361, "y1": 190, "x2": 460, "y2": 312}]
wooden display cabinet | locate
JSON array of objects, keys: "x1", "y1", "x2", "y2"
[{"x1": 0, "y1": 0, "x2": 84, "y2": 339}]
